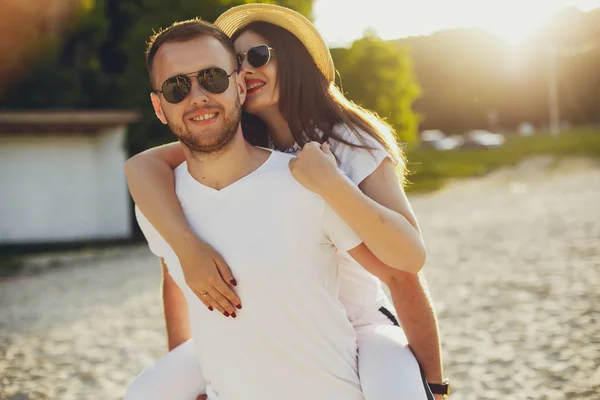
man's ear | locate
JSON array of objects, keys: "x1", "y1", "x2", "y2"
[
  {"x1": 150, "y1": 92, "x2": 168, "y2": 124},
  {"x1": 236, "y1": 71, "x2": 247, "y2": 106}
]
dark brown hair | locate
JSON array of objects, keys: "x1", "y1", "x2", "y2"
[
  {"x1": 233, "y1": 22, "x2": 406, "y2": 179},
  {"x1": 145, "y1": 18, "x2": 237, "y2": 86}
]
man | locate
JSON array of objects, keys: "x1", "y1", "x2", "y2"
[{"x1": 128, "y1": 18, "x2": 416, "y2": 400}]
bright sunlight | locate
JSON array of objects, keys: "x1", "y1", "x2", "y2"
[{"x1": 314, "y1": 0, "x2": 600, "y2": 46}]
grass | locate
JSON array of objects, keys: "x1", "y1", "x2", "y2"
[{"x1": 404, "y1": 126, "x2": 600, "y2": 193}]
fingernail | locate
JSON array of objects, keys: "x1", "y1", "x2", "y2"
[
  {"x1": 231, "y1": 312, "x2": 237, "y2": 318},
  {"x1": 208, "y1": 306, "x2": 213, "y2": 311},
  {"x1": 236, "y1": 304, "x2": 242, "y2": 310},
  {"x1": 230, "y1": 278, "x2": 237, "y2": 286},
  {"x1": 223, "y1": 311, "x2": 229, "y2": 317}
]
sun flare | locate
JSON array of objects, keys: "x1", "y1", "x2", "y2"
[{"x1": 314, "y1": 0, "x2": 599, "y2": 47}]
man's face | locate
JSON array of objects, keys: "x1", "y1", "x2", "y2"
[{"x1": 150, "y1": 36, "x2": 246, "y2": 154}]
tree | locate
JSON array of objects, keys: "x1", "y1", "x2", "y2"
[
  {"x1": 0, "y1": 0, "x2": 111, "y2": 108},
  {"x1": 333, "y1": 35, "x2": 421, "y2": 143}
]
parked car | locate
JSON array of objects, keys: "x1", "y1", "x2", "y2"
[
  {"x1": 420, "y1": 129, "x2": 446, "y2": 143},
  {"x1": 420, "y1": 129, "x2": 464, "y2": 151},
  {"x1": 463, "y1": 129, "x2": 505, "y2": 148}
]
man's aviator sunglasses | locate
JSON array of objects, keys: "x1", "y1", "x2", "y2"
[
  {"x1": 237, "y1": 44, "x2": 274, "y2": 69},
  {"x1": 153, "y1": 67, "x2": 237, "y2": 104}
]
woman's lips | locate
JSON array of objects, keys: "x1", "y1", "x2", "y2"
[{"x1": 246, "y1": 79, "x2": 266, "y2": 95}]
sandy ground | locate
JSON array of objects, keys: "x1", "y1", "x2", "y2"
[{"x1": 1, "y1": 156, "x2": 599, "y2": 400}]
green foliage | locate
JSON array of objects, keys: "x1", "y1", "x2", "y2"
[
  {"x1": 0, "y1": 0, "x2": 112, "y2": 108},
  {"x1": 276, "y1": 0, "x2": 314, "y2": 20},
  {"x1": 332, "y1": 35, "x2": 421, "y2": 144}
]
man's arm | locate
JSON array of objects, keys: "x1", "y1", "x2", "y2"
[
  {"x1": 161, "y1": 259, "x2": 192, "y2": 351},
  {"x1": 387, "y1": 271, "x2": 443, "y2": 388}
]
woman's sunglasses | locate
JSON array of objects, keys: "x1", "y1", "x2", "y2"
[
  {"x1": 237, "y1": 44, "x2": 275, "y2": 69},
  {"x1": 153, "y1": 67, "x2": 237, "y2": 104}
]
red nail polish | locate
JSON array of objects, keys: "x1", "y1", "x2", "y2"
[
  {"x1": 230, "y1": 278, "x2": 237, "y2": 286},
  {"x1": 223, "y1": 312, "x2": 229, "y2": 317},
  {"x1": 208, "y1": 306, "x2": 213, "y2": 311},
  {"x1": 231, "y1": 313, "x2": 237, "y2": 318},
  {"x1": 236, "y1": 304, "x2": 242, "y2": 310}
]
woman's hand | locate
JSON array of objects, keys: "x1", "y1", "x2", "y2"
[
  {"x1": 178, "y1": 238, "x2": 242, "y2": 317},
  {"x1": 288, "y1": 141, "x2": 341, "y2": 196}
]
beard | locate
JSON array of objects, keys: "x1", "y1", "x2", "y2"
[{"x1": 167, "y1": 99, "x2": 242, "y2": 155}]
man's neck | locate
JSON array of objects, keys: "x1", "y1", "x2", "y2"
[
  {"x1": 255, "y1": 107, "x2": 295, "y2": 150},
  {"x1": 184, "y1": 133, "x2": 269, "y2": 191}
]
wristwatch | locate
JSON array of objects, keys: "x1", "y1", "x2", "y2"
[{"x1": 429, "y1": 378, "x2": 450, "y2": 398}]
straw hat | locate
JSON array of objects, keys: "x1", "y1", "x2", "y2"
[{"x1": 214, "y1": 3, "x2": 335, "y2": 83}]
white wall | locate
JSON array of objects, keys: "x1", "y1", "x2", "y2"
[{"x1": 0, "y1": 128, "x2": 131, "y2": 244}]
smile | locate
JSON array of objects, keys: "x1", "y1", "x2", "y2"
[
  {"x1": 246, "y1": 80, "x2": 266, "y2": 95},
  {"x1": 191, "y1": 113, "x2": 216, "y2": 121}
]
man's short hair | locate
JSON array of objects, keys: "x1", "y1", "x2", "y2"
[{"x1": 145, "y1": 18, "x2": 236, "y2": 85}]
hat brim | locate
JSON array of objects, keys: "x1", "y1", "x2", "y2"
[{"x1": 214, "y1": 3, "x2": 335, "y2": 83}]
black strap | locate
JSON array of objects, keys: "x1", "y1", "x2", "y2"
[{"x1": 378, "y1": 306, "x2": 399, "y2": 326}]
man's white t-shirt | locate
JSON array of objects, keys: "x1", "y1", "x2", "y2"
[{"x1": 135, "y1": 150, "x2": 365, "y2": 400}]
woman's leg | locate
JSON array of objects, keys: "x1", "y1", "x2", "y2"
[
  {"x1": 125, "y1": 339, "x2": 206, "y2": 400},
  {"x1": 355, "y1": 307, "x2": 435, "y2": 400}
]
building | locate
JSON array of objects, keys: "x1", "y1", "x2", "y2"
[{"x1": 0, "y1": 110, "x2": 140, "y2": 245}]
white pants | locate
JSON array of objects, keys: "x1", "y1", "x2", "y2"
[{"x1": 125, "y1": 306, "x2": 433, "y2": 400}]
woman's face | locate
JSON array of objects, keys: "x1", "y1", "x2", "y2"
[{"x1": 234, "y1": 30, "x2": 280, "y2": 115}]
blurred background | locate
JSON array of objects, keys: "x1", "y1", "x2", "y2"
[{"x1": 1, "y1": 1, "x2": 599, "y2": 399}]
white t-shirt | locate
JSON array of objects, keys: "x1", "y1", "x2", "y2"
[
  {"x1": 135, "y1": 150, "x2": 365, "y2": 400},
  {"x1": 283, "y1": 124, "x2": 394, "y2": 323}
]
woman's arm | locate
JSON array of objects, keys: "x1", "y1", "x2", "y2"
[
  {"x1": 323, "y1": 159, "x2": 425, "y2": 273},
  {"x1": 125, "y1": 143, "x2": 242, "y2": 316},
  {"x1": 124, "y1": 142, "x2": 190, "y2": 248},
  {"x1": 290, "y1": 142, "x2": 425, "y2": 273}
]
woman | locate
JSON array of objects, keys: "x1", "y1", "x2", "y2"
[{"x1": 126, "y1": 4, "x2": 446, "y2": 400}]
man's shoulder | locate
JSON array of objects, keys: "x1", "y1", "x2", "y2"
[
  {"x1": 265, "y1": 149, "x2": 295, "y2": 163},
  {"x1": 256, "y1": 150, "x2": 295, "y2": 177},
  {"x1": 260, "y1": 151, "x2": 326, "y2": 202}
]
